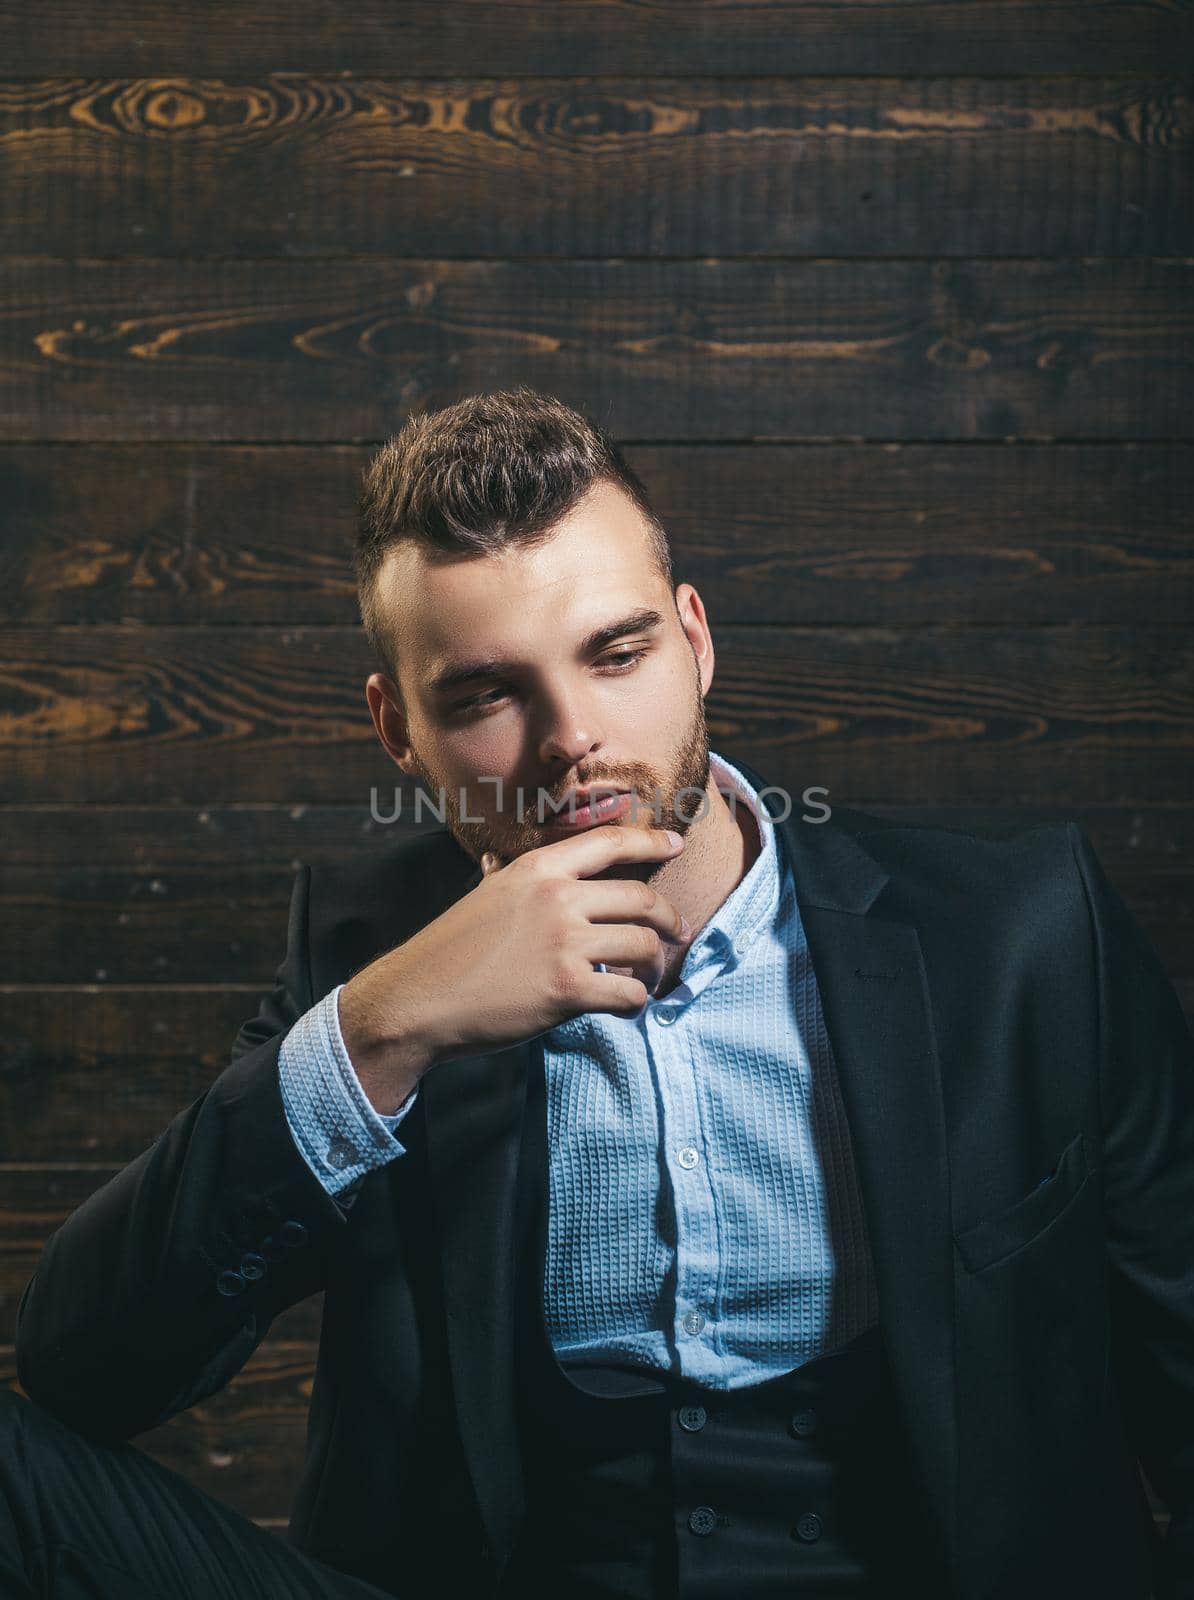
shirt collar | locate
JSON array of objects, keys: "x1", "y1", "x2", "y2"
[{"x1": 685, "y1": 748, "x2": 782, "y2": 975}]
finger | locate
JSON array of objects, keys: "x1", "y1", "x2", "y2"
[
  {"x1": 534, "y1": 824, "x2": 685, "y2": 879},
  {"x1": 586, "y1": 923, "x2": 669, "y2": 993},
  {"x1": 572, "y1": 879, "x2": 690, "y2": 945},
  {"x1": 578, "y1": 970, "x2": 651, "y2": 1018}
]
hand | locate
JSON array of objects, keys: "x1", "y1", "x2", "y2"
[{"x1": 338, "y1": 825, "x2": 688, "y2": 1111}]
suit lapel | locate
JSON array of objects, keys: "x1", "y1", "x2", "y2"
[
  {"x1": 420, "y1": 773, "x2": 959, "y2": 1578},
  {"x1": 422, "y1": 1027, "x2": 531, "y2": 1564},
  {"x1": 760, "y1": 782, "x2": 959, "y2": 1580},
  {"x1": 411, "y1": 851, "x2": 525, "y2": 1560}
]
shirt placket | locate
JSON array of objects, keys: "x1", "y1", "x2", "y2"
[{"x1": 642, "y1": 941, "x2": 730, "y2": 1377}]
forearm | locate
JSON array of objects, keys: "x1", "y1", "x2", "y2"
[
  {"x1": 15, "y1": 1029, "x2": 348, "y2": 1440},
  {"x1": 14, "y1": 864, "x2": 347, "y2": 1440}
]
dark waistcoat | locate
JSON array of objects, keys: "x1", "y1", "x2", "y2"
[{"x1": 500, "y1": 1043, "x2": 932, "y2": 1599}]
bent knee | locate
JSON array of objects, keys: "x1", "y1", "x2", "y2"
[{"x1": 0, "y1": 1386, "x2": 31, "y2": 1426}]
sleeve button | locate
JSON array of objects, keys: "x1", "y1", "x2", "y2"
[
  {"x1": 279, "y1": 1220, "x2": 309, "y2": 1249},
  {"x1": 216, "y1": 1269, "x2": 246, "y2": 1296},
  {"x1": 327, "y1": 1136, "x2": 358, "y2": 1169},
  {"x1": 259, "y1": 1234, "x2": 287, "y2": 1262},
  {"x1": 239, "y1": 1252, "x2": 267, "y2": 1280}
]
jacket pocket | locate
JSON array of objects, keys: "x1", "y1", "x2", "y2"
[{"x1": 954, "y1": 1129, "x2": 1091, "y2": 1274}]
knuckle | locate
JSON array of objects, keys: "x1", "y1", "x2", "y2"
[
  {"x1": 549, "y1": 959, "x2": 584, "y2": 1003},
  {"x1": 549, "y1": 920, "x2": 583, "y2": 955},
  {"x1": 521, "y1": 850, "x2": 554, "y2": 882},
  {"x1": 635, "y1": 881, "x2": 657, "y2": 913},
  {"x1": 534, "y1": 875, "x2": 569, "y2": 910}
]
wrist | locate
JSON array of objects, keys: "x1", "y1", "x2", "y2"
[{"x1": 336, "y1": 972, "x2": 438, "y2": 1115}]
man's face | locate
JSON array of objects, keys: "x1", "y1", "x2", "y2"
[{"x1": 366, "y1": 479, "x2": 717, "y2": 877}]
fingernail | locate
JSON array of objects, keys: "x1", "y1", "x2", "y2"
[{"x1": 666, "y1": 830, "x2": 682, "y2": 848}]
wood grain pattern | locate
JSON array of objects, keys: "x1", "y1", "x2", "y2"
[
  {"x1": 4, "y1": 799, "x2": 1188, "y2": 868},
  {"x1": 2, "y1": 259, "x2": 1191, "y2": 442},
  {"x1": 1, "y1": 2, "x2": 1189, "y2": 76},
  {"x1": 3, "y1": 77, "x2": 1190, "y2": 258},
  {"x1": 1, "y1": 624, "x2": 1190, "y2": 805},
  {"x1": 5, "y1": 443, "x2": 1192, "y2": 627},
  {"x1": 3, "y1": 0, "x2": 1190, "y2": 1535},
  {"x1": 0, "y1": 805, "x2": 1188, "y2": 988}
]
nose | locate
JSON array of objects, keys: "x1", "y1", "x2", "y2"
[{"x1": 536, "y1": 685, "x2": 603, "y2": 770}]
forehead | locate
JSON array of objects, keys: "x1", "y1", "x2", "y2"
[{"x1": 380, "y1": 482, "x2": 670, "y2": 686}]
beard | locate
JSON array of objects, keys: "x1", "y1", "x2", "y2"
[{"x1": 406, "y1": 662, "x2": 711, "y2": 882}]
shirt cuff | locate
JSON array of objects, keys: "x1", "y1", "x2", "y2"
[{"x1": 278, "y1": 983, "x2": 419, "y2": 1197}]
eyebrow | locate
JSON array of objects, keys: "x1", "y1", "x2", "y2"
[{"x1": 426, "y1": 607, "x2": 666, "y2": 698}]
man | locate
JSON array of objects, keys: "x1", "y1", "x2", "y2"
[{"x1": 4, "y1": 387, "x2": 1193, "y2": 1599}]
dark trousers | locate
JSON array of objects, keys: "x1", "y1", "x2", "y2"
[{"x1": 0, "y1": 1388, "x2": 391, "y2": 1600}]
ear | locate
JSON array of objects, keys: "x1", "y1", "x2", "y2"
[
  {"x1": 673, "y1": 583, "x2": 715, "y2": 697},
  {"x1": 365, "y1": 673, "x2": 416, "y2": 771}
]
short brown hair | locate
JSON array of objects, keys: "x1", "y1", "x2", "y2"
[{"x1": 355, "y1": 386, "x2": 673, "y2": 685}]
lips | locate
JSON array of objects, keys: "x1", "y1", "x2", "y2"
[
  {"x1": 547, "y1": 789, "x2": 633, "y2": 828},
  {"x1": 571, "y1": 787, "x2": 628, "y2": 807}
]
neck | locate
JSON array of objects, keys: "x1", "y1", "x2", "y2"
[{"x1": 651, "y1": 768, "x2": 762, "y2": 992}]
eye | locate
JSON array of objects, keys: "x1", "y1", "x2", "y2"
[
  {"x1": 599, "y1": 646, "x2": 649, "y2": 671},
  {"x1": 454, "y1": 685, "x2": 508, "y2": 714},
  {"x1": 451, "y1": 647, "x2": 649, "y2": 716}
]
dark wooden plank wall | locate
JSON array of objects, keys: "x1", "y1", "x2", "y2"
[{"x1": 1, "y1": 0, "x2": 1191, "y2": 1536}]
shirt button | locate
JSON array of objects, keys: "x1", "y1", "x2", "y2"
[
  {"x1": 789, "y1": 1408, "x2": 819, "y2": 1438},
  {"x1": 676, "y1": 1145, "x2": 700, "y2": 1170},
  {"x1": 681, "y1": 1310, "x2": 705, "y2": 1336},
  {"x1": 653, "y1": 1005, "x2": 680, "y2": 1025}
]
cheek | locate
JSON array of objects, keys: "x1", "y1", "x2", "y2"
[
  {"x1": 634, "y1": 659, "x2": 691, "y2": 720},
  {"x1": 443, "y1": 722, "x2": 519, "y2": 781}
]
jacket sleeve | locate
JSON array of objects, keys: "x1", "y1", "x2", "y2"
[
  {"x1": 1068, "y1": 823, "x2": 1194, "y2": 1589},
  {"x1": 14, "y1": 864, "x2": 356, "y2": 1443}
]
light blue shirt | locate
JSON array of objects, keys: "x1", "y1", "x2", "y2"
[{"x1": 278, "y1": 750, "x2": 878, "y2": 1389}]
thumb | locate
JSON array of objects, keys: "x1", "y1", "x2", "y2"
[{"x1": 480, "y1": 850, "x2": 501, "y2": 876}]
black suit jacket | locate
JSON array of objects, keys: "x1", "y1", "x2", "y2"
[{"x1": 14, "y1": 762, "x2": 1194, "y2": 1599}]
